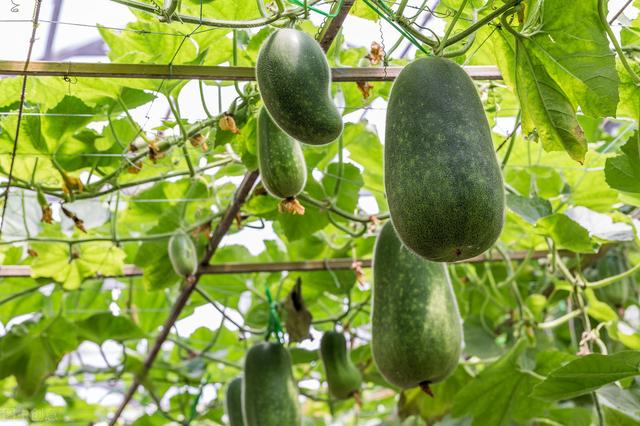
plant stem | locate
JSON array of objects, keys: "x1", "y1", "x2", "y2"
[
  {"x1": 537, "y1": 309, "x2": 583, "y2": 330},
  {"x1": 168, "y1": 96, "x2": 196, "y2": 176},
  {"x1": 298, "y1": 193, "x2": 389, "y2": 223},
  {"x1": 598, "y1": 0, "x2": 640, "y2": 85},
  {"x1": 436, "y1": 0, "x2": 469, "y2": 55},
  {"x1": 501, "y1": 110, "x2": 521, "y2": 169},
  {"x1": 593, "y1": 392, "x2": 605, "y2": 426},
  {"x1": 496, "y1": 245, "x2": 526, "y2": 320},
  {"x1": 118, "y1": 96, "x2": 150, "y2": 143},
  {"x1": 194, "y1": 286, "x2": 265, "y2": 335},
  {"x1": 108, "y1": 0, "x2": 319, "y2": 28},
  {"x1": 445, "y1": 0, "x2": 522, "y2": 47},
  {"x1": 313, "y1": 294, "x2": 371, "y2": 325},
  {"x1": 395, "y1": 0, "x2": 409, "y2": 18},
  {"x1": 587, "y1": 262, "x2": 640, "y2": 289}
]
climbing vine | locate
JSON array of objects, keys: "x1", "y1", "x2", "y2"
[{"x1": 0, "y1": 0, "x2": 639, "y2": 424}]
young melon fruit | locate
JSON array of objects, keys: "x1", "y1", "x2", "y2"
[
  {"x1": 385, "y1": 57, "x2": 505, "y2": 262},
  {"x1": 242, "y1": 342, "x2": 301, "y2": 426},
  {"x1": 257, "y1": 107, "x2": 307, "y2": 214},
  {"x1": 371, "y1": 222, "x2": 462, "y2": 393},
  {"x1": 167, "y1": 230, "x2": 198, "y2": 277},
  {"x1": 320, "y1": 331, "x2": 362, "y2": 400},
  {"x1": 256, "y1": 29, "x2": 343, "y2": 146},
  {"x1": 225, "y1": 376, "x2": 245, "y2": 426}
]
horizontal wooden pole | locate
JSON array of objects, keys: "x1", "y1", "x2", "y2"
[
  {"x1": 0, "y1": 250, "x2": 552, "y2": 278},
  {"x1": 0, "y1": 61, "x2": 502, "y2": 81}
]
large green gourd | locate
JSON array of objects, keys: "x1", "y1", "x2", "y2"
[
  {"x1": 242, "y1": 342, "x2": 301, "y2": 426},
  {"x1": 257, "y1": 107, "x2": 307, "y2": 199},
  {"x1": 385, "y1": 57, "x2": 505, "y2": 262},
  {"x1": 319, "y1": 331, "x2": 362, "y2": 399},
  {"x1": 225, "y1": 376, "x2": 245, "y2": 426},
  {"x1": 371, "y1": 222, "x2": 462, "y2": 391},
  {"x1": 256, "y1": 29, "x2": 343, "y2": 146}
]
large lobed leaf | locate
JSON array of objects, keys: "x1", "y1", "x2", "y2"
[
  {"x1": 532, "y1": 351, "x2": 640, "y2": 400},
  {"x1": 452, "y1": 340, "x2": 549, "y2": 425},
  {"x1": 523, "y1": 0, "x2": 619, "y2": 118}
]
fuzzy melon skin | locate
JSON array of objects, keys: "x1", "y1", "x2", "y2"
[
  {"x1": 320, "y1": 331, "x2": 362, "y2": 399},
  {"x1": 371, "y1": 222, "x2": 462, "y2": 389},
  {"x1": 167, "y1": 230, "x2": 198, "y2": 277},
  {"x1": 385, "y1": 57, "x2": 505, "y2": 262},
  {"x1": 256, "y1": 29, "x2": 343, "y2": 146},
  {"x1": 257, "y1": 107, "x2": 307, "y2": 199},
  {"x1": 242, "y1": 342, "x2": 301, "y2": 426},
  {"x1": 225, "y1": 376, "x2": 245, "y2": 426}
]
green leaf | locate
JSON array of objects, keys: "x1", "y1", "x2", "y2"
[
  {"x1": 199, "y1": 245, "x2": 256, "y2": 303},
  {"x1": 607, "y1": 321, "x2": 640, "y2": 350},
  {"x1": 605, "y1": 132, "x2": 640, "y2": 195},
  {"x1": 76, "y1": 313, "x2": 145, "y2": 343},
  {"x1": 398, "y1": 367, "x2": 471, "y2": 423},
  {"x1": 321, "y1": 162, "x2": 364, "y2": 215},
  {"x1": 289, "y1": 347, "x2": 319, "y2": 364},
  {"x1": 532, "y1": 351, "x2": 640, "y2": 400},
  {"x1": 43, "y1": 96, "x2": 96, "y2": 147},
  {"x1": 452, "y1": 340, "x2": 548, "y2": 425},
  {"x1": 597, "y1": 384, "x2": 640, "y2": 424},
  {"x1": 345, "y1": 122, "x2": 386, "y2": 210},
  {"x1": 63, "y1": 280, "x2": 112, "y2": 321},
  {"x1": 463, "y1": 317, "x2": 503, "y2": 359},
  {"x1": 524, "y1": 0, "x2": 618, "y2": 118},
  {"x1": 515, "y1": 39, "x2": 587, "y2": 163},
  {"x1": 506, "y1": 194, "x2": 552, "y2": 224},
  {"x1": 536, "y1": 213, "x2": 598, "y2": 253},
  {"x1": 616, "y1": 60, "x2": 640, "y2": 119},
  {"x1": 537, "y1": 407, "x2": 595, "y2": 426},
  {"x1": 0, "y1": 316, "x2": 78, "y2": 398},
  {"x1": 0, "y1": 279, "x2": 48, "y2": 324}
]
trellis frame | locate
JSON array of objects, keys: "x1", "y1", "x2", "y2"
[{"x1": 0, "y1": 61, "x2": 502, "y2": 81}]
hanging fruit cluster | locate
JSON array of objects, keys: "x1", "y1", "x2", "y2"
[{"x1": 210, "y1": 18, "x2": 509, "y2": 423}]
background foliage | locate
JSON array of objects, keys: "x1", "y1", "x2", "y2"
[{"x1": 0, "y1": 0, "x2": 639, "y2": 424}]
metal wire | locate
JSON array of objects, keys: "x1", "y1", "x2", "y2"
[
  {"x1": 0, "y1": 19, "x2": 193, "y2": 37},
  {"x1": 0, "y1": 0, "x2": 44, "y2": 239}
]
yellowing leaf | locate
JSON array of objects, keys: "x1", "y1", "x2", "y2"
[
  {"x1": 31, "y1": 241, "x2": 126, "y2": 289},
  {"x1": 524, "y1": 0, "x2": 619, "y2": 118},
  {"x1": 515, "y1": 39, "x2": 587, "y2": 163}
]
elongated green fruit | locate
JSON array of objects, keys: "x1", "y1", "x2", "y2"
[
  {"x1": 168, "y1": 230, "x2": 198, "y2": 277},
  {"x1": 225, "y1": 376, "x2": 245, "y2": 426},
  {"x1": 256, "y1": 29, "x2": 343, "y2": 146},
  {"x1": 320, "y1": 331, "x2": 362, "y2": 399},
  {"x1": 242, "y1": 342, "x2": 301, "y2": 426},
  {"x1": 372, "y1": 222, "x2": 462, "y2": 391},
  {"x1": 385, "y1": 57, "x2": 505, "y2": 262},
  {"x1": 257, "y1": 107, "x2": 307, "y2": 199}
]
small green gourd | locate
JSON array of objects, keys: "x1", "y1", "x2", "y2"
[
  {"x1": 168, "y1": 230, "x2": 198, "y2": 277},
  {"x1": 320, "y1": 331, "x2": 362, "y2": 400},
  {"x1": 242, "y1": 342, "x2": 301, "y2": 426},
  {"x1": 225, "y1": 376, "x2": 245, "y2": 426}
]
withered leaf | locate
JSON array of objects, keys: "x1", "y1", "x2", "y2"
[{"x1": 282, "y1": 278, "x2": 313, "y2": 343}]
